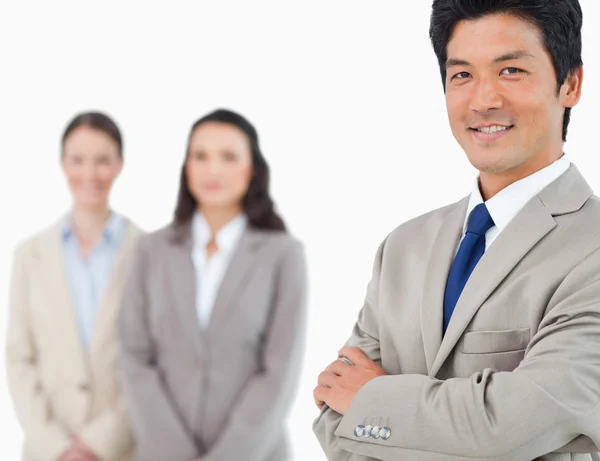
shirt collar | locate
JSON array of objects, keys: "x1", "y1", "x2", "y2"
[
  {"x1": 62, "y1": 212, "x2": 125, "y2": 245},
  {"x1": 464, "y1": 155, "x2": 571, "y2": 234},
  {"x1": 192, "y1": 212, "x2": 248, "y2": 253}
]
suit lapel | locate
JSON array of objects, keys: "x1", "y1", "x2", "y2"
[
  {"x1": 165, "y1": 222, "x2": 205, "y2": 354},
  {"x1": 429, "y1": 164, "x2": 592, "y2": 376},
  {"x1": 429, "y1": 197, "x2": 556, "y2": 376},
  {"x1": 41, "y1": 223, "x2": 90, "y2": 382},
  {"x1": 207, "y1": 230, "x2": 263, "y2": 343},
  {"x1": 89, "y1": 221, "x2": 140, "y2": 361},
  {"x1": 420, "y1": 198, "x2": 467, "y2": 375}
]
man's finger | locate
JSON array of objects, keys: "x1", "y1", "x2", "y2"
[
  {"x1": 337, "y1": 356, "x2": 353, "y2": 366},
  {"x1": 314, "y1": 385, "x2": 331, "y2": 407},
  {"x1": 318, "y1": 370, "x2": 338, "y2": 387},
  {"x1": 313, "y1": 387, "x2": 325, "y2": 409},
  {"x1": 327, "y1": 359, "x2": 351, "y2": 376},
  {"x1": 339, "y1": 346, "x2": 370, "y2": 366}
]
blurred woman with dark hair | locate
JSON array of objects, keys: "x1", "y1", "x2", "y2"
[
  {"x1": 119, "y1": 109, "x2": 307, "y2": 461},
  {"x1": 6, "y1": 111, "x2": 141, "y2": 461}
]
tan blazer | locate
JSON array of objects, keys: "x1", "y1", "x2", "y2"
[
  {"x1": 314, "y1": 165, "x2": 600, "y2": 461},
  {"x1": 118, "y1": 222, "x2": 307, "y2": 461},
  {"x1": 5, "y1": 218, "x2": 142, "y2": 461}
]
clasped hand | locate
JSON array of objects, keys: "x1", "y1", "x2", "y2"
[{"x1": 313, "y1": 346, "x2": 386, "y2": 415}]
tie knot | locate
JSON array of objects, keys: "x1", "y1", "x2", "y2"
[{"x1": 466, "y1": 203, "x2": 495, "y2": 236}]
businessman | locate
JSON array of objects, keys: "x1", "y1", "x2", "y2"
[{"x1": 313, "y1": 1, "x2": 600, "y2": 460}]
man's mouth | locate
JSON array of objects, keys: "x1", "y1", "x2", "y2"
[{"x1": 470, "y1": 124, "x2": 514, "y2": 134}]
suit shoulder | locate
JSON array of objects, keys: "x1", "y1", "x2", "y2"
[
  {"x1": 251, "y1": 229, "x2": 304, "y2": 259},
  {"x1": 554, "y1": 194, "x2": 600, "y2": 242},
  {"x1": 385, "y1": 200, "x2": 464, "y2": 245},
  {"x1": 253, "y1": 228, "x2": 300, "y2": 244},
  {"x1": 570, "y1": 194, "x2": 600, "y2": 250},
  {"x1": 12, "y1": 222, "x2": 60, "y2": 261},
  {"x1": 135, "y1": 223, "x2": 173, "y2": 248},
  {"x1": 583, "y1": 194, "x2": 600, "y2": 215}
]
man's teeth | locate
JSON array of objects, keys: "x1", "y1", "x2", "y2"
[{"x1": 476, "y1": 125, "x2": 510, "y2": 134}]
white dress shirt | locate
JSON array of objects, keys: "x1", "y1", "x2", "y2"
[
  {"x1": 462, "y1": 155, "x2": 570, "y2": 251},
  {"x1": 191, "y1": 212, "x2": 248, "y2": 328}
]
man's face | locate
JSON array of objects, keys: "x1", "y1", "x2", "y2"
[{"x1": 444, "y1": 13, "x2": 581, "y2": 180}]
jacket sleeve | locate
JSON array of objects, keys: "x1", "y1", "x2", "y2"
[{"x1": 313, "y1": 238, "x2": 387, "y2": 461}]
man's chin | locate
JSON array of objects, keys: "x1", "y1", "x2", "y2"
[
  {"x1": 474, "y1": 165, "x2": 512, "y2": 175},
  {"x1": 466, "y1": 153, "x2": 515, "y2": 176}
]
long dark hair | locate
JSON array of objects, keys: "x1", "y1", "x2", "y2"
[
  {"x1": 174, "y1": 108, "x2": 286, "y2": 231},
  {"x1": 62, "y1": 111, "x2": 123, "y2": 157}
]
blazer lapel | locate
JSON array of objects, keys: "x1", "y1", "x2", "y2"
[
  {"x1": 165, "y1": 222, "x2": 205, "y2": 354},
  {"x1": 41, "y1": 222, "x2": 90, "y2": 383},
  {"x1": 429, "y1": 164, "x2": 591, "y2": 376},
  {"x1": 420, "y1": 198, "x2": 467, "y2": 375},
  {"x1": 207, "y1": 230, "x2": 264, "y2": 343},
  {"x1": 89, "y1": 221, "x2": 140, "y2": 361}
]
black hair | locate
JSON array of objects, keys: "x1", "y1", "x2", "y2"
[{"x1": 430, "y1": 0, "x2": 583, "y2": 141}]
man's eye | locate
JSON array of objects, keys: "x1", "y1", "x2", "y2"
[
  {"x1": 501, "y1": 67, "x2": 523, "y2": 75},
  {"x1": 452, "y1": 72, "x2": 471, "y2": 80}
]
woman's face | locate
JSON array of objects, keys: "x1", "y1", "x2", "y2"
[
  {"x1": 186, "y1": 121, "x2": 253, "y2": 212},
  {"x1": 61, "y1": 125, "x2": 122, "y2": 211}
]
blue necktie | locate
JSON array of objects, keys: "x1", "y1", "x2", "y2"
[{"x1": 443, "y1": 203, "x2": 495, "y2": 334}]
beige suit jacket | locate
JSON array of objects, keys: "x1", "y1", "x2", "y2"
[
  {"x1": 118, "y1": 222, "x2": 307, "y2": 461},
  {"x1": 314, "y1": 165, "x2": 600, "y2": 461},
  {"x1": 5, "y1": 218, "x2": 142, "y2": 461}
]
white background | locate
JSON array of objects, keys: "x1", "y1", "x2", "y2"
[{"x1": 1, "y1": 2, "x2": 599, "y2": 460}]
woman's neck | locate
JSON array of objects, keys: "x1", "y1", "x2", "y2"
[
  {"x1": 199, "y1": 205, "x2": 242, "y2": 235},
  {"x1": 71, "y1": 205, "x2": 111, "y2": 247}
]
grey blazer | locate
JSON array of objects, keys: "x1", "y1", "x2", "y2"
[
  {"x1": 118, "y1": 222, "x2": 307, "y2": 461},
  {"x1": 314, "y1": 164, "x2": 600, "y2": 461}
]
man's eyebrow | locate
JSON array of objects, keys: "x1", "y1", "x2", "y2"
[
  {"x1": 493, "y1": 51, "x2": 535, "y2": 63},
  {"x1": 445, "y1": 58, "x2": 470, "y2": 69},
  {"x1": 445, "y1": 51, "x2": 535, "y2": 69}
]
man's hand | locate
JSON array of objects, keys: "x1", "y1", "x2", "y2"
[
  {"x1": 314, "y1": 346, "x2": 386, "y2": 415},
  {"x1": 59, "y1": 436, "x2": 98, "y2": 461}
]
